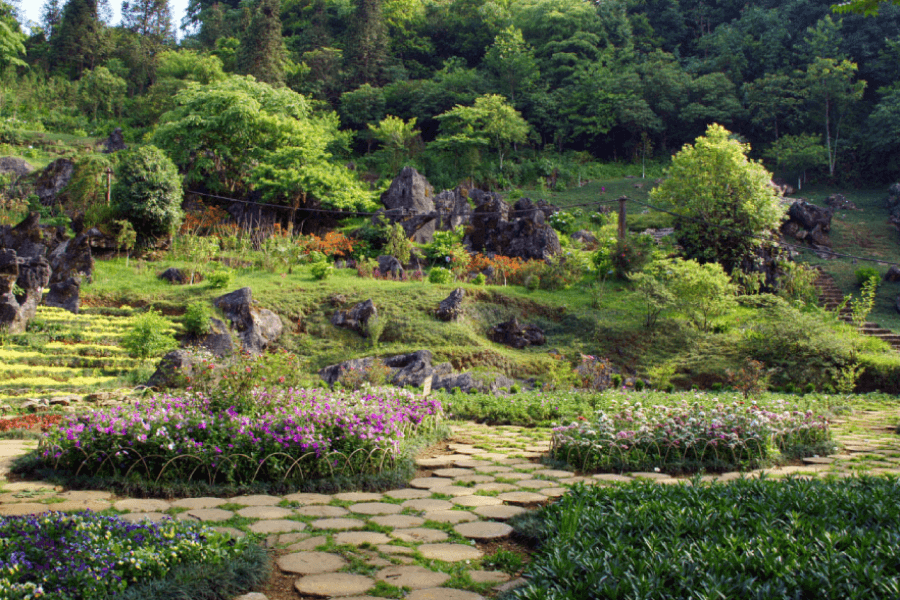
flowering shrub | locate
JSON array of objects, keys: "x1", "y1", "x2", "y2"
[
  {"x1": 0, "y1": 414, "x2": 63, "y2": 433},
  {"x1": 41, "y1": 387, "x2": 443, "y2": 484},
  {"x1": 0, "y1": 511, "x2": 251, "y2": 600},
  {"x1": 551, "y1": 399, "x2": 832, "y2": 473}
]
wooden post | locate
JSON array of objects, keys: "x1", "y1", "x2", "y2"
[
  {"x1": 106, "y1": 167, "x2": 113, "y2": 205},
  {"x1": 618, "y1": 196, "x2": 627, "y2": 241}
]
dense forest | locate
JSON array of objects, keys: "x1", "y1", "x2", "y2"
[{"x1": 1, "y1": 0, "x2": 899, "y2": 205}]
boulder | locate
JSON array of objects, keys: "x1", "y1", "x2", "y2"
[
  {"x1": 377, "y1": 255, "x2": 404, "y2": 279},
  {"x1": 198, "y1": 317, "x2": 234, "y2": 358},
  {"x1": 45, "y1": 276, "x2": 81, "y2": 314},
  {"x1": 433, "y1": 187, "x2": 473, "y2": 231},
  {"x1": 787, "y1": 201, "x2": 832, "y2": 233},
  {"x1": 158, "y1": 267, "x2": 186, "y2": 284},
  {"x1": 468, "y1": 196, "x2": 561, "y2": 261},
  {"x1": 436, "y1": 288, "x2": 465, "y2": 322},
  {"x1": 0, "y1": 157, "x2": 34, "y2": 180},
  {"x1": 0, "y1": 212, "x2": 50, "y2": 260},
  {"x1": 432, "y1": 371, "x2": 516, "y2": 395},
  {"x1": 213, "y1": 287, "x2": 284, "y2": 355},
  {"x1": 771, "y1": 179, "x2": 795, "y2": 196},
  {"x1": 331, "y1": 298, "x2": 377, "y2": 337},
  {"x1": 824, "y1": 193, "x2": 856, "y2": 210},
  {"x1": 383, "y1": 350, "x2": 442, "y2": 387},
  {"x1": 885, "y1": 266, "x2": 900, "y2": 283},
  {"x1": 318, "y1": 357, "x2": 377, "y2": 386},
  {"x1": 377, "y1": 167, "x2": 437, "y2": 243},
  {"x1": 0, "y1": 251, "x2": 50, "y2": 334},
  {"x1": 103, "y1": 127, "x2": 128, "y2": 154},
  {"x1": 146, "y1": 350, "x2": 197, "y2": 390},
  {"x1": 33, "y1": 159, "x2": 75, "y2": 206},
  {"x1": 571, "y1": 230, "x2": 598, "y2": 249},
  {"x1": 488, "y1": 318, "x2": 546, "y2": 349}
]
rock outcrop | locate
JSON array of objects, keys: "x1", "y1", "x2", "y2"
[
  {"x1": 32, "y1": 159, "x2": 74, "y2": 206},
  {"x1": 0, "y1": 157, "x2": 34, "y2": 180},
  {"x1": 468, "y1": 196, "x2": 562, "y2": 261},
  {"x1": 331, "y1": 299, "x2": 377, "y2": 337},
  {"x1": 488, "y1": 318, "x2": 546, "y2": 349},
  {"x1": 214, "y1": 287, "x2": 283, "y2": 355},
  {"x1": 103, "y1": 127, "x2": 128, "y2": 154},
  {"x1": 780, "y1": 200, "x2": 833, "y2": 257},
  {"x1": 436, "y1": 288, "x2": 465, "y2": 322}
]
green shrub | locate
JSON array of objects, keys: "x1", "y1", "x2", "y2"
[
  {"x1": 855, "y1": 266, "x2": 880, "y2": 286},
  {"x1": 525, "y1": 274, "x2": 540, "y2": 291},
  {"x1": 114, "y1": 146, "x2": 184, "y2": 240},
  {"x1": 609, "y1": 233, "x2": 656, "y2": 279},
  {"x1": 510, "y1": 477, "x2": 900, "y2": 600},
  {"x1": 183, "y1": 302, "x2": 212, "y2": 337},
  {"x1": 428, "y1": 267, "x2": 453, "y2": 284},
  {"x1": 610, "y1": 374, "x2": 622, "y2": 388},
  {"x1": 310, "y1": 261, "x2": 332, "y2": 280},
  {"x1": 206, "y1": 267, "x2": 234, "y2": 288},
  {"x1": 633, "y1": 379, "x2": 645, "y2": 391},
  {"x1": 121, "y1": 310, "x2": 178, "y2": 360},
  {"x1": 472, "y1": 273, "x2": 486, "y2": 285}
]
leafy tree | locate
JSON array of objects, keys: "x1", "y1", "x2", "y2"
[
  {"x1": 236, "y1": 0, "x2": 285, "y2": 86},
  {"x1": 833, "y1": 0, "x2": 900, "y2": 16},
  {"x1": 340, "y1": 83, "x2": 386, "y2": 131},
  {"x1": 483, "y1": 25, "x2": 538, "y2": 104},
  {"x1": 651, "y1": 123, "x2": 785, "y2": 272},
  {"x1": 113, "y1": 145, "x2": 184, "y2": 240},
  {"x1": 664, "y1": 258, "x2": 736, "y2": 332},
  {"x1": 368, "y1": 114, "x2": 419, "y2": 174},
  {"x1": 436, "y1": 93, "x2": 528, "y2": 171},
  {"x1": 40, "y1": 0, "x2": 63, "y2": 38},
  {"x1": 743, "y1": 73, "x2": 804, "y2": 141},
  {"x1": 803, "y1": 57, "x2": 866, "y2": 177},
  {"x1": 346, "y1": 0, "x2": 388, "y2": 85},
  {"x1": 0, "y1": 9, "x2": 25, "y2": 70},
  {"x1": 121, "y1": 0, "x2": 173, "y2": 38},
  {"x1": 77, "y1": 65, "x2": 126, "y2": 119},
  {"x1": 50, "y1": 0, "x2": 109, "y2": 77},
  {"x1": 763, "y1": 133, "x2": 828, "y2": 184}
]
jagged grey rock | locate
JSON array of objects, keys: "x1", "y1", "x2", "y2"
[
  {"x1": 436, "y1": 288, "x2": 465, "y2": 322},
  {"x1": 331, "y1": 298, "x2": 377, "y2": 337},
  {"x1": 214, "y1": 287, "x2": 283, "y2": 355}
]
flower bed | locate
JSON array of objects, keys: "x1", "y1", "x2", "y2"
[
  {"x1": 551, "y1": 400, "x2": 831, "y2": 473},
  {"x1": 510, "y1": 477, "x2": 900, "y2": 600},
  {"x1": 0, "y1": 414, "x2": 63, "y2": 433},
  {"x1": 40, "y1": 387, "x2": 443, "y2": 484},
  {"x1": 0, "y1": 511, "x2": 260, "y2": 600}
]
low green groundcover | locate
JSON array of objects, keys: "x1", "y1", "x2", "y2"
[
  {"x1": 508, "y1": 477, "x2": 900, "y2": 600},
  {"x1": 0, "y1": 511, "x2": 266, "y2": 600}
]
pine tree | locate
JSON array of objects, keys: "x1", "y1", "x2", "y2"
[
  {"x1": 40, "y1": 0, "x2": 63, "y2": 38},
  {"x1": 121, "y1": 0, "x2": 173, "y2": 39},
  {"x1": 346, "y1": 0, "x2": 387, "y2": 85},
  {"x1": 236, "y1": 0, "x2": 285, "y2": 86},
  {"x1": 50, "y1": 0, "x2": 108, "y2": 77}
]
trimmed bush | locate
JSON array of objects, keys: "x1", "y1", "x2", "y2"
[
  {"x1": 428, "y1": 267, "x2": 453, "y2": 284},
  {"x1": 121, "y1": 310, "x2": 178, "y2": 360},
  {"x1": 114, "y1": 145, "x2": 184, "y2": 240}
]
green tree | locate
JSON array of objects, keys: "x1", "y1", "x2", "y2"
[
  {"x1": 0, "y1": 2, "x2": 25, "y2": 70},
  {"x1": 866, "y1": 84, "x2": 900, "y2": 171},
  {"x1": 236, "y1": 0, "x2": 285, "y2": 86},
  {"x1": 113, "y1": 145, "x2": 184, "y2": 240},
  {"x1": 121, "y1": 0, "x2": 173, "y2": 38},
  {"x1": 436, "y1": 93, "x2": 529, "y2": 171},
  {"x1": 483, "y1": 25, "x2": 538, "y2": 104},
  {"x1": 50, "y1": 0, "x2": 108, "y2": 77},
  {"x1": 77, "y1": 65, "x2": 127, "y2": 119},
  {"x1": 664, "y1": 258, "x2": 736, "y2": 332},
  {"x1": 743, "y1": 73, "x2": 804, "y2": 141},
  {"x1": 346, "y1": 0, "x2": 388, "y2": 85},
  {"x1": 833, "y1": 0, "x2": 900, "y2": 15},
  {"x1": 368, "y1": 114, "x2": 419, "y2": 175},
  {"x1": 651, "y1": 123, "x2": 786, "y2": 272},
  {"x1": 763, "y1": 133, "x2": 828, "y2": 184},
  {"x1": 340, "y1": 83, "x2": 386, "y2": 131},
  {"x1": 803, "y1": 57, "x2": 866, "y2": 178}
]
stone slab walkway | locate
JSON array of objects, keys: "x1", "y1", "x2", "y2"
[{"x1": 4, "y1": 410, "x2": 900, "y2": 599}]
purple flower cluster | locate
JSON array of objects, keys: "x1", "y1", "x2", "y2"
[
  {"x1": 0, "y1": 511, "x2": 240, "y2": 600},
  {"x1": 552, "y1": 399, "x2": 830, "y2": 473},
  {"x1": 42, "y1": 387, "x2": 443, "y2": 483}
]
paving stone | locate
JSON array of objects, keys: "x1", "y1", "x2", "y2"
[
  {"x1": 334, "y1": 531, "x2": 393, "y2": 546},
  {"x1": 384, "y1": 488, "x2": 432, "y2": 500},
  {"x1": 180, "y1": 508, "x2": 234, "y2": 522},
  {"x1": 58, "y1": 490, "x2": 111, "y2": 501},
  {"x1": 286, "y1": 535, "x2": 328, "y2": 551},
  {"x1": 538, "y1": 469, "x2": 576, "y2": 478},
  {"x1": 418, "y1": 543, "x2": 483, "y2": 562},
  {"x1": 370, "y1": 514, "x2": 425, "y2": 528},
  {"x1": 472, "y1": 505, "x2": 526, "y2": 521},
  {"x1": 802, "y1": 457, "x2": 835, "y2": 464},
  {"x1": 376, "y1": 565, "x2": 450, "y2": 589},
  {"x1": 1, "y1": 482, "x2": 57, "y2": 492},
  {"x1": 249, "y1": 519, "x2": 307, "y2": 534},
  {"x1": 229, "y1": 494, "x2": 281, "y2": 506},
  {"x1": 402, "y1": 498, "x2": 454, "y2": 512},
  {"x1": 213, "y1": 526, "x2": 246, "y2": 538},
  {"x1": 390, "y1": 527, "x2": 449, "y2": 543},
  {"x1": 423, "y1": 510, "x2": 478, "y2": 524},
  {"x1": 454, "y1": 459, "x2": 488, "y2": 468},
  {"x1": 592, "y1": 473, "x2": 632, "y2": 483},
  {"x1": 558, "y1": 477, "x2": 590, "y2": 485},
  {"x1": 469, "y1": 570, "x2": 511, "y2": 584},
  {"x1": 235, "y1": 593, "x2": 268, "y2": 600},
  {"x1": 113, "y1": 499, "x2": 171, "y2": 512},
  {"x1": 294, "y1": 573, "x2": 374, "y2": 597},
  {"x1": 454, "y1": 475, "x2": 495, "y2": 484},
  {"x1": 295, "y1": 505, "x2": 350, "y2": 518},
  {"x1": 630, "y1": 472, "x2": 672, "y2": 480},
  {"x1": 349, "y1": 502, "x2": 403, "y2": 515},
  {"x1": 407, "y1": 589, "x2": 484, "y2": 600},
  {"x1": 539, "y1": 487, "x2": 568, "y2": 498},
  {"x1": 449, "y1": 445, "x2": 478, "y2": 454},
  {"x1": 474, "y1": 466, "x2": 514, "y2": 474},
  {"x1": 282, "y1": 493, "x2": 333, "y2": 505},
  {"x1": 309, "y1": 517, "x2": 365, "y2": 530},
  {"x1": 495, "y1": 577, "x2": 528, "y2": 593},
  {"x1": 377, "y1": 544, "x2": 416, "y2": 555},
  {"x1": 495, "y1": 472, "x2": 534, "y2": 481},
  {"x1": 452, "y1": 495, "x2": 503, "y2": 507},
  {"x1": 510, "y1": 463, "x2": 543, "y2": 471},
  {"x1": 339, "y1": 597, "x2": 385, "y2": 600},
  {"x1": 171, "y1": 497, "x2": 227, "y2": 509},
  {"x1": 516, "y1": 479, "x2": 555, "y2": 489},
  {"x1": 417, "y1": 457, "x2": 462, "y2": 467},
  {"x1": 433, "y1": 468, "x2": 473, "y2": 478},
  {"x1": 278, "y1": 551, "x2": 347, "y2": 575},
  {"x1": 429, "y1": 485, "x2": 475, "y2": 497},
  {"x1": 454, "y1": 521, "x2": 513, "y2": 540},
  {"x1": 237, "y1": 506, "x2": 294, "y2": 519},
  {"x1": 53, "y1": 500, "x2": 111, "y2": 512},
  {"x1": 118, "y1": 512, "x2": 168, "y2": 523},
  {"x1": 0, "y1": 503, "x2": 49, "y2": 516},
  {"x1": 473, "y1": 452, "x2": 508, "y2": 461},
  {"x1": 472, "y1": 483, "x2": 520, "y2": 493},
  {"x1": 365, "y1": 556, "x2": 392, "y2": 567},
  {"x1": 497, "y1": 492, "x2": 548, "y2": 505},
  {"x1": 278, "y1": 532, "x2": 308, "y2": 545},
  {"x1": 410, "y1": 477, "x2": 452, "y2": 489},
  {"x1": 334, "y1": 492, "x2": 383, "y2": 502}
]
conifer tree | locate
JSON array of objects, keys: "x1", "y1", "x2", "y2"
[
  {"x1": 236, "y1": 0, "x2": 285, "y2": 86},
  {"x1": 346, "y1": 0, "x2": 388, "y2": 85},
  {"x1": 50, "y1": 0, "x2": 108, "y2": 76},
  {"x1": 121, "y1": 0, "x2": 173, "y2": 39}
]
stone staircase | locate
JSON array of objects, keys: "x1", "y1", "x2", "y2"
[{"x1": 813, "y1": 268, "x2": 900, "y2": 351}]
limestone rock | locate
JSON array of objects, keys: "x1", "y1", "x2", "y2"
[
  {"x1": 884, "y1": 266, "x2": 900, "y2": 283},
  {"x1": 146, "y1": 350, "x2": 196, "y2": 390},
  {"x1": 331, "y1": 298, "x2": 377, "y2": 337},
  {"x1": 158, "y1": 267, "x2": 186, "y2": 284},
  {"x1": 469, "y1": 196, "x2": 561, "y2": 261},
  {"x1": 377, "y1": 255, "x2": 403, "y2": 278},
  {"x1": 0, "y1": 157, "x2": 34, "y2": 180},
  {"x1": 103, "y1": 127, "x2": 128, "y2": 154},
  {"x1": 45, "y1": 276, "x2": 81, "y2": 313},
  {"x1": 199, "y1": 317, "x2": 233, "y2": 357},
  {"x1": 214, "y1": 287, "x2": 283, "y2": 355},
  {"x1": 436, "y1": 288, "x2": 465, "y2": 322},
  {"x1": 488, "y1": 317, "x2": 546, "y2": 349},
  {"x1": 33, "y1": 159, "x2": 75, "y2": 206}
]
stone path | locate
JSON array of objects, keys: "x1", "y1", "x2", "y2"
[{"x1": 4, "y1": 411, "x2": 900, "y2": 599}]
